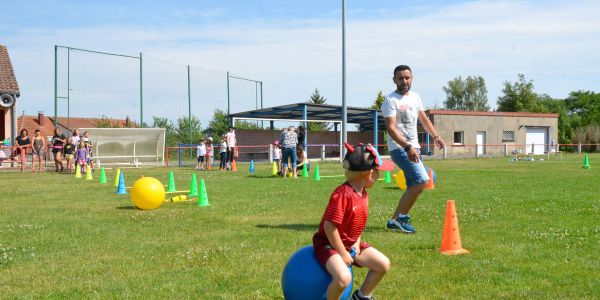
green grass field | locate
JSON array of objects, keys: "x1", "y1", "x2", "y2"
[{"x1": 1, "y1": 154, "x2": 599, "y2": 299}]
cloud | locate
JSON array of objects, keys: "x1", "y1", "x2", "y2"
[{"x1": 5, "y1": 0, "x2": 600, "y2": 125}]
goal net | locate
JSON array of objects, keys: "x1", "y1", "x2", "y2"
[{"x1": 78, "y1": 128, "x2": 165, "y2": 167}]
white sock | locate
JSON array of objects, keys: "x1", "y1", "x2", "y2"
[{"x1": 398, "y1": 213, "x2": 409, "y2": 219}]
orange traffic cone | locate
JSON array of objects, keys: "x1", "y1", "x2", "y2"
[
  {"x1": 232, "y1": 160, "x2": 237, "y2": 172},
  {"x1": 440, "y1": 200, "x2": 469, "y2": 255},
  {"x1": 424, "y1": 168, "x2": 435, "y2": 190}
]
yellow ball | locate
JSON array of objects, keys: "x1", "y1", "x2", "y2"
[
  {"x1": 393, "y1": 170, "x2": 407, "y2": 190},
  {"x1": 130, "y1": 177, "x2": 165, "y2": 210}
]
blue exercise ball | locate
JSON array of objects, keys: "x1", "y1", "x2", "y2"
[
  {"x1": 426, "y1": 166, "x2": 437, "y2": 183},
  {"x1": 282, "y1": 245, "x2": 353, "y2": 300}
]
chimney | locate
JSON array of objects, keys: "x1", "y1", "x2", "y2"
[{"x1": 38, "y1": 111, "x2": 45, "y2": 126}]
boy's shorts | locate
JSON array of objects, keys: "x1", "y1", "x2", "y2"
[
  {"x1": 197, "y1": 156, "x2": 205, "y2": 162},
  {"x1": 313, "y1": 241, "x2": 371, "y2": 268},
  {"x1": 390, "y1": 148, "x2": 430, "y2": 188},
  {"x1": 64, "y1": 154, "x2": 74, "y2": 160}
]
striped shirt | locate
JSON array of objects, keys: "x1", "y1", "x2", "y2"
[{"x1": 313, "y1": 182, "x2": 369, "y2": 249}]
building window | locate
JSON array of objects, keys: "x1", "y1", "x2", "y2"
[
  {"x1": 453, "y1": 131, "x2": 464, "y2": 144},
  {"x1": 502, "y1": 131, "x2": 515, "y2": 142}
]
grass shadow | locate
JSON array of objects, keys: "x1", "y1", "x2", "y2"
[
  {"x1": 249, "y1": 174, "x2": 279, "y2": 179},
  {"x1": 116, "y1": 205, "x2": 137, "y2": 210},
  {"x1": 256, "y1": 223, "x2": 317, "y2": 232}
]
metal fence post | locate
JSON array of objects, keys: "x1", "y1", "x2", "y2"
[
  {"x1": 578, "y1": 144, "x2": 582, "y2": 153},
  {"x1": 178, "y1": 144, "x2": 182, "y2": 167},
  {"x1": 443, "y1": 147, "x2": 447, "y2": 159},
  {"x1": 504, "y1": 144, "x2": 508, "y2": 156},
  {"x1": 321, "y1": 145, "x2": 326, "y2": 161},
  {"x1": 269, "y1": 144, "x2": 273, "y2": 163}
]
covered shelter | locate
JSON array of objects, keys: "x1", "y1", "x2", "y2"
[{"x1": 230, "y1": 102, "x2": 385, "y2": 147}]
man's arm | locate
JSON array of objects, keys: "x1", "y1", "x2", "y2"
[
  {"x1": 384, "y1": 116, "x2": 420, "y2": 163},
  {"x1": 418, "y1": 111, "x2": 446, "y2": 150}
]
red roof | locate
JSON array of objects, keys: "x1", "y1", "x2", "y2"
[
  {"x1": 426, "y1": 110, "x2": 559, "y2": 118},
  {"x1": 17, "y1": 113, "x2": 133, "y2": 138},
  {"x1": 0, "y1": 45, "x2": 20, "y2": 95}
]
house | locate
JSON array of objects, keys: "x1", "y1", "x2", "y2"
[
  {"x1": 17, "y1": 112, "x2": 135, "y2": 139},
  {"x1": 0, "y1": 45, "x2": 20, "y2": 142},
  {"x1": 421, "y1": 110, "x2": 559, "y2": 157}
]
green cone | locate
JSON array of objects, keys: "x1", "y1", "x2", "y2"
[
  {"x1": 583, "y1": 153, "x2": 591, "y2": 169},
  {"x1": 188, "y1": 173, "x2": 199, "y2": 197},
  {"x1": 98, "y1": 167, "x2": 107, "y2": 184},
  {"x1": 301, "y1": 164, "x2": 309, "y2": 178},
  {"x1": 198, "y1": 179, "x2": 210, "y2": 207},
  {"x1": 313, "y1": 164, "x2": 321, "y2": 181},
  {"x1": 167, "y1": 171, "x2": 176, "y2": 192},
  {"x1": 384, "y1": 171, "x2": 391, "y2": 183}
]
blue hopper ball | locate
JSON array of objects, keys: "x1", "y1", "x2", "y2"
[{"x1": 282, "y1": 245, "x2": 353, "y2": 300}]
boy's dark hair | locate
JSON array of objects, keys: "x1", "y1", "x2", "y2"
[{"x1": 393, "y1": 65, "x2": 412, "y2": 76}]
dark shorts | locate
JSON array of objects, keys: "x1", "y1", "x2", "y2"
[
  {"x1": 52, "y1": 147, "x2": 63, "y2": 154},
  {"x1": 197, "y1": 156, "x2": 205, "y2": 162},
  {"x1": 313, "y1": 241, "x2": 371, "y2": 268}
]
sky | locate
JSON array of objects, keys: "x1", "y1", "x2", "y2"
[{"x1": 2, "y1": 0, "x2": 600, "y2": 127}]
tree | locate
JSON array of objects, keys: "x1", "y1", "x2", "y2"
[
  {"x1": 497, "y1": 74, "x2": 541, "y2": 112},
  {"x1": 204, "y1": 109, "x2": 262, "y2": 140},
  {"x1": 443, "y1": 76, "x2": 489, "y2": 111},
  {"x1": 152, "y1": 116, "x2": 177, "y2": 147},
  {"x1": 95, "y1": 115, "x2": 121, "y2": 128},
  {"x1": 371, "y1": 91, "x2": 385, "y2": 109},
  {"x1": 175, "y1": 116, "x2": 203, "y2": 145},
  {"x1": 306, "y1": 88, "x2": 331, "y2": 131},
  {"x1": 564, "y1": 91, "x2": 600, "y2": 129}
]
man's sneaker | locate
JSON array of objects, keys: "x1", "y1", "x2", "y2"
[
  {"x1": 351, "y1": 289, "x2": 375, "y2": 300},
  {"x1": 386, "y1": 215, "x2": 416, "y2": 233}
]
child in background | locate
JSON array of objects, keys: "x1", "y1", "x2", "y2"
[
  {"x1": 82, "y1": 131, "x2": 94, "y2": 171},
  {"x1": 196, "y1": 139, "x2": 206, "y2": 170},
  {"x1": 205, "y1": 137, "x2": 214, "y2": 170},
  {"x1": 312, "y1": 143, "x2": 394, "y2": 300},
  {"x1": 219, "y1": 136, "x2": 227, "y2": 171},
  {"x1": 75, "y1": 141, "x2": 89, "y2": 174},
  {"x1": 71, "y1": 128, "x2": 81, "y2": 150},
  {"x1": 273, "y1": 141, "x2": 282, "y2": 174},
  {"x1": 63, "y1": 137, "x2": 76, "y2": 173},
  {"x1": 31, "y1": 129, "x2": 47, "y2": 172}
]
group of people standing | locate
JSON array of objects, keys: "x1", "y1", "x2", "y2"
[
  {"x1": 273, "y1": 125, "x2": 308, "y2": 178},
  {"x1": 6, "y1": 127, "x2": 94, "y2": 173},
  {"x1": 197, "y1": 126, "x2": 237, "y2": 171}
]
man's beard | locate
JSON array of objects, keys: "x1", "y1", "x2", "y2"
[{"x1": 400, "y1": 83, "x2": 411, "y2": 94}]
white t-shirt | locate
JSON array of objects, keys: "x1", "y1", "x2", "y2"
[
  {"x1": 220, "y1": 141, "x2": 227, "y2": 153},
  {"x1": 273, "y1": 147, "x2": 281, "y2": 160},
  {"x1": 197, "y1": 144, "x2": 206, "y2": 156},
  {"x1": 381, "y1": 91, "x2": 425, "y2": 151},
  {"x1": 226, "y1": 131, "x2": 236, "y2": 148}
]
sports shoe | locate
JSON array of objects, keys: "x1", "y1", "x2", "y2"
[
  {"x1": 386, "y1": 215, "x2": 416, "y2": 233},
  {"x1": 352, "y1": 289, "x2": 375, "y2": 300}
]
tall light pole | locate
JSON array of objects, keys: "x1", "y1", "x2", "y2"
[{"x1": 341, "y1": 0, "x2": 348, "y2": 157}]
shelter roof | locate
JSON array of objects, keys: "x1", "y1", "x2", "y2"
[{"x1": 230, "y1": 103, "x2": 385, "y2": 130}]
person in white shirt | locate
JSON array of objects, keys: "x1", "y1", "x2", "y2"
[
  {"x1": 196, "y1": 139, "x2": 207, "y2": 170},
  {"x1": 219, "y1": 136, "x2": 228, "y2": 170},
  {"x1": 225, "y1": 127, "x2": 236, "y2": 170},
  {"x1": 382, "y1": 65, "x2": 446, "y2": 234}
]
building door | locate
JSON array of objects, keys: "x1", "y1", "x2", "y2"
[
  {"x1": 525, "y1": 127, "x2": 548, "y2": 154},
  {"x1": 476, "y1": 131, "x2": 486, "y2": 156}
]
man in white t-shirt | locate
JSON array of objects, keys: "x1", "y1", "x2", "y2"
[{"x1": 381, "y1": 65, "x2": 446, "y2": 234}]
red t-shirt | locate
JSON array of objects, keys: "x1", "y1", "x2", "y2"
[{"x1": 312, "y1": 182, "x2": 369, "y2": 249}]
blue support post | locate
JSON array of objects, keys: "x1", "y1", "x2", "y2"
[
  {"x1": 178, "y1": 144, "x2": 182, "y2": 167},
  {"x1": 303, "y1": 104, "x2": 308, "y2": 149},
  {"x1": 426, "y1": 134, "x2": 431, "y2": 155},
  {"x1": 373, "y1": 111, "x2": 378, "y2": 147}
]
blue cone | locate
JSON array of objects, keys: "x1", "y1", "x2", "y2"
[
  {"x1": 115, "y1": 172, "x2": 127, "y2": 195},
  {"x1": 249, "y1": 160, "x2": 255, "y2": 174}
]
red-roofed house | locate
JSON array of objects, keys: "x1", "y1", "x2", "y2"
[{"x1": 0, "y1": 45, "x2": 20, "y2": 142}]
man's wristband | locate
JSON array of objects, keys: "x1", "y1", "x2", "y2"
[{"x1": 403, "y1": 144, "x2": 413, "y2": 152}]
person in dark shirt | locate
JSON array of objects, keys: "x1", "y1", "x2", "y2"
[
  {"x1": 12, "y1": 129, "x2": 31, "y2": 165},
  {"x1": 51, "y1": 127, "x2": 66, "y2": 172}
]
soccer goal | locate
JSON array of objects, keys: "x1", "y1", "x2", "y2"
[{"x1": 78, "y1": 128, "x2": 165, "y2": 167}]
